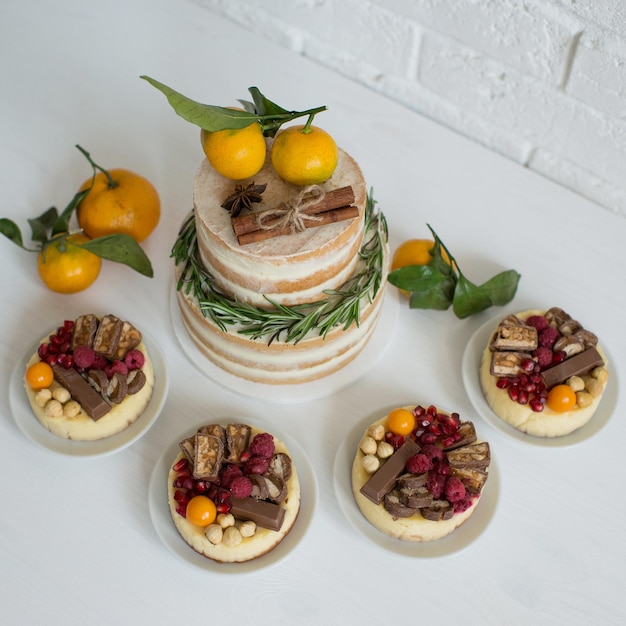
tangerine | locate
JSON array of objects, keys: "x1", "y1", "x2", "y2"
[
  {"x1": 201, "y1": 121, "x2": 266, "y2": 180},
  {"x1": 185, "y1": 495, "x2": 217, "y2": 527},
  {"x1": 25, "y1": 361, "x2": 54, "y2": 389},
  {"x1": 386, "y1": 408, "x2": 416, "y2": 436},
  {"x1": 546, "y1": 385, "x2": 577, "y2": 413},
  {"x1": 77, "y1": 168, "x2": 160, "y2": 242},
  {"x1": 37, "y1": 232, "x2": 102, "y2": 294},
  {"x1": 271, "y1": 124, "x2": 338, "y2": 186},
  {"x1": 391, "y1": 239, "x2": 437, "y2": 271}
]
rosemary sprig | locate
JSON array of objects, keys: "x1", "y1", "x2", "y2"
[{"x1": 171, "y1": 191, "x2": 388, "y2": 345}]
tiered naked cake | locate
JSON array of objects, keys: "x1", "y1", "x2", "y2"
[{"x1": 173, "y1": 147, "x2": 389, "y2": 385}]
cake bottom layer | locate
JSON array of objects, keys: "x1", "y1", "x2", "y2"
[{"x1": 175, "y1": 282, "x2": 387, "y2": 385}]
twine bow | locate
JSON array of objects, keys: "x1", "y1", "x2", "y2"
[{"x1": 254, "y1": 185, "x2": 326, "y2": 233}]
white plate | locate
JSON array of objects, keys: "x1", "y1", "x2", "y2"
[
  {"x1": 9, "y1": 330, "x2": 169, "y2": 458},
  {"x1": 169, "y1": 285, "x2": 400, "y2": 403},
  {"x1": 462, "y1": 315, "x2": 618, "y2": 447},
  {"x1": 148, "y1": 417, "x2": 318, "y2": 573},
  {"x1": 333, "y1": 413, "x2": 499, "y2": 558}
]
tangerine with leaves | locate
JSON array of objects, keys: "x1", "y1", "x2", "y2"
[
  {"x1": 201, "y1": 119, "x2": 266, "y2": 180},
  {"x1": 271, "y1": 124, "x2": 338, "y2": 186},
  {"x1": 386, "y1": 408, "x2": 416, "y2": 436},
  {"x1": 25, "y1": 361, "x2": 54, "y2": 390},
  {"x1": 37, "y1": 232, "x2": 102, "y2": 294}
]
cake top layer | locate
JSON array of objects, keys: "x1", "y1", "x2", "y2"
[{"x1": 193, "y1": 146, "x2": 367, "y2": 259}]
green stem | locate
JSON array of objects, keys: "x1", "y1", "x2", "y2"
[
  {"x1": 427, "y1": 223, "x2": 460, "y2": 276},
  {"x1": 259, "y1": 105, "x2": 326, "y2": 133},
  {"x1": 75, "y1": 144, "x2": 118, "y2": 189}
]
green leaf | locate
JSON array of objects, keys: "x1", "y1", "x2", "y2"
[
  {"x1": 388, "y1": 265, "x2": 454, "y2": 310},
  {"x1": 0, "y1": 218, "x2": 25, "y2": 248},
  {"x1": 247, "y1": 86, "x2": 290, "y2": 117},
  {"x1": 479, "y1": 269, "x2": 521, "y2": 305},
  {"x1": 452, "y1": 273, "x2": 492, "y2": 319},
  {"x1": 28, "y1": 207, "x2": 58, "y2": 244},
  {"x1": 409, "y1": 277, "x2": 455, "y2": 311},
  {"x1": 53, "y1": 189, "x2": 91, "y2": 236},
  {"x1": 78, "y1": 234, "x2": 154, "y2": 277},
  {"x1": 140, "y1": 75, "x2": 257, "y2": 131}
]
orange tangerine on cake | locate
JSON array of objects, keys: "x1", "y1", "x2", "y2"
[
  {"x1": 185, "y1": 495, "x2": 217, "y2": 527},
  {"x1": 386, "y1": 407, "x2": 416, "y2": 436}
]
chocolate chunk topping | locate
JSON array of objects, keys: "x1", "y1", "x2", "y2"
[
  {"x1": 106, "y1": 372, "x2": 128, "y2": 404},
  {"x1": 92, "y1": 314, "x2": 123, "y2": 359},
  {"x1": 360, "y1": 439, "x2": 420, "y2": 505},
  {"x1": 383, "y1": 491, "x2": 417, "y2": 518},
  {"x1": 193, "y1": 433, "x2": 224, "y2": 480},
  {"x1": 492, "y1": 323, "x2": 538, "y2": 351},
  {"x1": 126, "y1": 369, "x2": 146, "y2": 395},
  {"x1": 230, "y1": 497, "x2": 285, "y2": 531},
  {"x1": 541, "y1": 347, "x2": 604, "y2": 390},
  {"x1": 447, "y1": 442, "x2": 491, "y2": 470},
  {"x1": 421, "y1": 500, "x2": 454, "y2": 521},
  {"x1": 226, "y1": 424, "x2": 251, "y2": 463},
  {"x1": 72, "y1": 314, "x2": 99, "y2": 349},
  {"x1": 114, "y1": 321, "x2": 142, "y2": 360},
  {"x1": 52, "y1": 365, "x2": 111, "y2": 421}
]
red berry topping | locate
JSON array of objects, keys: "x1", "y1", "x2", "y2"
[
  {"x1": 539, "y1": 326, "x2": 560, "y2": 348},
  {"x1": 426, "y1": 473, "x2": 446, "y2": 499},
  {"x1": 248, "y1": 433, "x2": 275, "y2": 459},
  {"x1": 243, "y1": 456, "x2": 269, "y2": 475},
  {"x1": 73, "y1": 345, "x2": 96, "y2": 369},
  {"x1": 219, "y1": 464, "x2": 243, "y2": 488},
  {"x1": 525, "y1": 315, "x2": 549, "y2": 332},
  {"x1": 229, "y1": 475, "x2": 253, "y2": 498},
  {"x1": 172, "y1": 458, "x2": 190, "y2": 472},
  {"x1": 124, "y1": 349, "x2": 145, "y2": 370},
  {"x1": 405, "y1": 453, "x2": 432, "y2": 474},
  {"x1": 421, "y1": 444, "x2": 444, "y2": 463},
  {"x1": 534, "y1": 346, "x2": 553, "y2": 369},
  {"x1": 105, "y1": 360, "x2": 128, "y2": 378},
  {"x1": 444, "y1": 477, "x2": 467, "y2": 503}
]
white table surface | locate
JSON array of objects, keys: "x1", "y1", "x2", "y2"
[{"x1": 2, "y1": 1, "x2": 625, "y2": 624}]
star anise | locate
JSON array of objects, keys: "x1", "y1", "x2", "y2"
[{"x1": 221, "y1": 182, "x2": 267, "y2": 217}]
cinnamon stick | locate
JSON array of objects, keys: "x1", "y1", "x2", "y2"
[
  {"x1": 237, "y1": 205, "x2": 359, "y2": 245},
  {"x1": 231, "y1": 185, "x2": 355, "y2": 237}
]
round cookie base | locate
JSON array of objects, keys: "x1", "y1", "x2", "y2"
[
  {"x1": 167, "y1": 430, "x2": 301, "y2": 563},
  {"x1": 351, "y1": 416, "x2": 483, "y2": 543},
  {"x1": 479, "y1": 310, "x2": 608, "y2": 438},
  {"x1": 24, "y1": 341, "x2": 154, "y2": 442}
]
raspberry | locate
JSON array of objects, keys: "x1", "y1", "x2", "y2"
[
  {"x1": 444, "y1": 477, "x2": 467, "y2": 503},
  {"x1": 451, "y1": 494, "x2": 474, "y2": 513},
  {"x1": 421, "y1": 444, "x2": 444, "y2": 463},
  {"x1": 73, "y1": 345, "x2": 95, "y2": 369},
  {"x1": 93, "y1": 354, "x2": 108, "y2": 370},
  {"x1": 539, "y1": 326, "x2": 560, "y2": 348},
  {"x1": 243, "y1": 456, "x2": 269, "y2": 475},
  {"x1": 229, "y1": 475, "x2": 253, "y2": 498},
  {"x1": 248, "y1": 433, "x2": 275, "y2": 459},
  {"x1": 219, "y1": 464, "x2": 243, "y2": 488},
  {"x1": 105, "y1": 360, "x2": 128, "y2": 378},
  {"x1": 405, "y1": 453, "x2": 432, "y2": 474},
  {"x1": 534, "y1": 346, "x2": 553, "y2": 369},
  {"x1": 525, "y1": 315, "x2": 549, "y2": 332},
  {"x1": 427, "y1": 473, "x2": 446, "y2": 499},
  {"x1": 124, "y1": 349, "x2": 145, "y2": 370}
]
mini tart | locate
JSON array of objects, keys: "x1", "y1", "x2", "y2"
[
  {"x1": 24, "y1": 315, "x2": 154, "y2": 442},
  {"x1": 480, "y1": 308, "x2": 609, "y2": 437},
  {"x1": 167, "y1": 424, "x2": 301, "y2": 563},
  {"x1": 351, "y1": 406, "x2": 490, "y2": 542}
]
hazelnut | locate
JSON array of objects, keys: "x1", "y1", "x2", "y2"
[
  {"x1": 51, "y1": 386, "x2": 71, "y2": 404},
  {"x1": 575, "y1": 391, "x2": 593, "y2": 408},
  {"x1": 63, "y1": 400, "x2": 81, "y2": 418},
  {"x1": 361, "y1": 454, "x2": 380, "y2": 474},
  {"x1": 44, "y1": 399, "x2": 63, "y2": 417},
  {"x1": 239, "y1": 520, "x2": 256, "y2": 538},
  {"x1": 583, "y1": 376, "x2": 603, "y2": 398},
  {"x1": 566, "y1": 376, "x2": 585, "y2": 392},
  {"x1": 367, "y1": 423, "x2": 385, "y2": 441},
  {"x1": 377, "y1": 441, "x2": 394, "y2": 459},
  {"x1": 217, "y1": 513, "x2": 235, "y2": 529},
  {"x1": 359, "y1": 435, "x2": 377, "y2": 455},
  {"x1": 35, "y1": 388, "x2": 52, "y2": 407},
  {"x1": 204, "y1": 524, "x2": 223, "y2": 545},
  {"x1": 222, "y1": 526, "x2": 243, "y2": 547},
  {"x1": 591, "y1": 367, "x2": 609, "y2": 385}
]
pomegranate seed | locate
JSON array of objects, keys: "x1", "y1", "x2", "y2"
[
  {"x1": 496, "y1": 378, "x2": 509, "y2": 389},
  {"x1": 176, "y1": 504, "x2": 187, "y2": 518},
  {"x1": 529, "y1": 398, "x2": 545, "y2": 412},
  {"x1": 508, "y1": 386, "x2": 519, "y2": 401},
  {"x1": 195, "y1": 481, "x2": 211, "y2": 494},
  {"x1": 49, "y1": 334, "x2": 63, "y2": 346},
  {"x1": 47, "y1": 343, "x2": 59, "y2": 355},
  {"x1": 44, "y1": 354, "x2": 58, "y2": 366},
  {"x1": 427, "y1": 405, "x2": 437, "y2": 417},
  {"x1": 552, "y1": 351, "x2": 567, "y2": 364},
  {"x1": 389, "y1": 434, "x2": 404, "y2": 450},
  {"x1": 173, "y1": 476, "x2": 186, "y2": 489},
  {"x1": 517, "y1": 389, "x2": 529, "y2": 405},
  {"x1": 38, "y1": 343, "x2": 49, "y2": 358},
  {"x1": 535, "y1": 381, "x2": 546, "y2": 394},
  {"x1": 215, "y1": 489, "x2": 231, "y2": 505},
  {"x1": 59, "y1": 341, "x2": 71, "y2": 353},
  {"x1": 422, "y1": 434, "x2": 436, "y2": 445},
  {"x1": 172, "y1": 458, "x2": 189, "y2": 472},
  {"x1": 521, "y1": 358, "x2": 535, "y2": 372},
  {"x1": 441, "y1": 436, "x2": 455, "y2": 448},
  {"x1": 413, "y1": 405, "x2": 426, "y2": 417},
  {"x1": 182, "y1": 477, "x2": 195, "y2": 491},
  {"x1": 216, "y1": 502, "x2": 232, "y2": 514},
  {"x1": 427, "y1": 423, "x2": 441, "y2": 434},
  {"x1": 63, "y1": 320, "x2": 74, "y2": 332},
  {"x1": 173, "y1": 489, "x2": 189, "y2": 504},
  {"x1": 421, "y1": 419, "x2": 432, "y2": 428},
  {"x1": 524, "y1": 382, "x2": 536, "y2": 393}
]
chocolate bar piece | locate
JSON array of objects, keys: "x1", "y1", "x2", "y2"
[
  {"x1": 92, "y1": 314, "x2": 123, "y2": 359},
  {"x1": 490, "y1": 351, "x2": 531, "y2": 377},
  {"x1": 72, "y1": 314, "x2": 98, "y2": 349},
  {"x1": 360, "y1": 439, "x2": 420, "y2": 505},
  {"x1": 492, "y1": 323, "x2": 538, "y2": 351},
  {"x1": 193, "y1": 433, "x2": 224, "y2": 480},
  {"x1": 230, "y1": 497, "x2": 285, "y2": 531},
  {"x1": 114, "y1": 320, "x2": 142, "y2": 360},
  {"x1": 541, "y1": 347, "x2": 604, "y2": 389},
  {"x1": 52, "y1": 365, "x2": 111, "y2": 421},
  {"x1": 447, "y1": 442, "x2": 491, "y2": 470},
  {"x1": 225, "y1": 423, "x2": 251, "y2": 463}
]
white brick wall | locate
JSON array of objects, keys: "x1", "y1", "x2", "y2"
[{"x1": 190, "y1": 0, "x2": 626, "y2": 217}]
